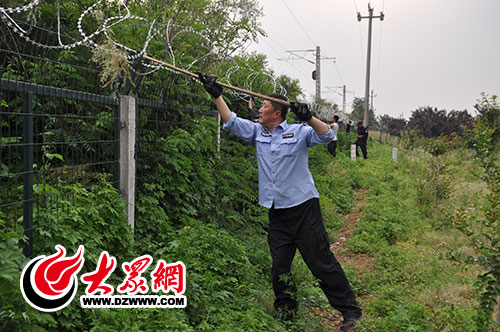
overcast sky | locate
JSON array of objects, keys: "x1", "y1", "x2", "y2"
[{"x1": 246, "y1": 0, "x2": 500, "y2": 119}]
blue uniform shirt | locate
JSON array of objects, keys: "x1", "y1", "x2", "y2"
[{"x1": 223, "y1": 112, "x2": 334, "y2": 209}]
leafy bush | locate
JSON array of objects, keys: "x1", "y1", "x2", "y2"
[
  {"x1": 1, "y1": 175, "x2": 136, "y2": 331},
  {"x1": 446, "y1": 94, "x2": 500, "y2": 328},
  {"x1": 0, "y1": 232, "x2": 58, "y2": 331}
]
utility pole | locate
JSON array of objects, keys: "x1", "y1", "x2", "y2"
[
  {"x1": 278, "y1": 47, "x2": 335, "y2": 103},
  {"x1": 343, "y1": 85, "x2": 347, "y2": 114},
  {"x1": 315, "y1": 46, "x2": 321, "y2": 102},
  {"x1": 358, "y1": 4, "x2": 384, "y2": 127},
  {"x1": 370, "y1": 89, "x2": 376, "y2": 114},
  {"x1": 326, "y1": 85, "x2": 355, "y2": 114}
]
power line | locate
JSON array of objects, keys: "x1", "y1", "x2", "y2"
[
  {"x1": 277, "y1": 49, "x2": 316, "y2": 88},
  {"x1": 358, "y1": 21, "x2": 365, "y2": 77},
  {"x1": 253, "y1": 21, "x2": 318, "y2": 97},
  {"x1": 279, "y1": 50, "x2": 315, "y2": 64},
  {"x1": 260, "y1": 37, "x2": 285, "y2": 58},
  {"x1": 373, "y1": 0, "x2": 386, "y2": 108},
  {"x1": 281, "y1": 0, "x2": 316, "y2": 47},
  {"x1": 334, "y1": 62, "x2": 345, "y2": 85},
  {"x1": 266, "y1": 35, "x2": 290, "y2": 54},
  {"x1": 352, "y1": 0, "x2": 360, "y2": 12},
  {"x1": 354, "y1": 0, "x2": 366, "y2": 70},
  {"x1": 259, "y1": 37, "x2": 313, "y2": 85},
  {"x1": 260, "y1": 36, "x2": 312, "y2": 81},
  {"x1": 262, "y1": 39, "x2": 313, "y2": 81},
  {"x1": 320, "y1": 52, "x2": 345, "y2": 86},
  {"x1": 375, "y1": 14, "x2": 384, "y2": 92}
]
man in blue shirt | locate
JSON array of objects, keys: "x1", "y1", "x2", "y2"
[{"x1": 198, "y1": 74, "x2": 362, "y2": 330}]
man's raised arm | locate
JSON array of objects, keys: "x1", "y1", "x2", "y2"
[
  {"x1": 290, "y1": 102, "x2": 329, "y2": 135},
  {"x1": 306, "y1": 117, "x2": 330, "y2": 135},
  {"x1": 197, "y1": 74, "x2": 231, "y2": 123},
  {"x1": 215, "y1": 96, "x2": 231, "y2": 124}
]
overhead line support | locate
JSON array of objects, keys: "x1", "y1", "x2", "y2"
[{"x1": 357, "y1": 3, "x2": 384, "y2": 127}]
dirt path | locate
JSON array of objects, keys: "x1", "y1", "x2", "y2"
[{"x1": 312, "y1": 188, "x2": 374, "y2": 331}]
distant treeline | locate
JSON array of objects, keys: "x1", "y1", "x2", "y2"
[{"x1": 381, "y1": 106, "x2": 474, "y2": 138}]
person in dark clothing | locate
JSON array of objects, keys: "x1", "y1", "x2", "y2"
[
  {"x1": 197, "y1": 73, "x2": 362, "y2": 330},
  {"x1": 345, "y1": 120, "x2": 351, "y2": 133},
  {"x1": 355, "y1": 122, "x2": 368, "y2": 159}
]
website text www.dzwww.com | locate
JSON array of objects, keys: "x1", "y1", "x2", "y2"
[{"x1": 80, "y1": 295, "x2": 187, "y2": 308}]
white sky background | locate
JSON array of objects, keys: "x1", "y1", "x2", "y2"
[{"x1": 246, "y1": 0, "x2": 500, "y2": 119}]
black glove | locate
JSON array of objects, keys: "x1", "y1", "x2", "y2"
[
  {"x1": 197, "y1": 73, "x2": 223, "y2": 99},
  {"x1": 290, "y1": 101, "x2": 312, "y2": 121},
  {"x1": 247, "y1": 96, "x2": 259, "y2": 120}
]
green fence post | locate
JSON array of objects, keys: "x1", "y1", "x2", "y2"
[{"x1": 23, "y1": 92, "x2": 34, "y2": 258}]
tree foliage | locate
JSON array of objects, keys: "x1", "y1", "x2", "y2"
[
  {"x1": 385, "y1": 117, "x2": 407, "y2": 137},
  {"x1": 350, "y1": 97, "x2": 378, "y2": 128},
  {"x1": 408, "y1": 107, "x2": 472, "y2": 138},
  {"x1": 276, "y1": 74, "x2": 303, "y2": 101},
  {"x1": 446, "y1": 94, "x2": 500, "y2": 327}
]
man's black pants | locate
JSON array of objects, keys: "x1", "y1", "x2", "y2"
[
  {"x1": 327, "y1": 140, "x2": 337, "y2": 157},
  {"x1": 268, "y1": 198, "x2": 361, "y2": 317},
  {"x1": 355, "y1": 141, "x2": 367, "y2": 159}
]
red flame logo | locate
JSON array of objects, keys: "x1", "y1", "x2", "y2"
[
  {"x1": 20, "y1": 245, "x2": 85, "y2": 312},
  {"x1": 33, "y1": 245, "x2": 84, "y2": 298}
]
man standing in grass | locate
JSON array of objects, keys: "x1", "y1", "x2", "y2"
[
  {"x1": 328, "y1": 115, "x2": 340, "y2": 157},
  {"x1": 198, "y1": 74, "x2": 362, "y2": 330},
  {"x1": 355, "y1": 122, "x2": 368, "y2": 159}
]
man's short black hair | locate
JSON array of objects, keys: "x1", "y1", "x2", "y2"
[
  {"x1": 268, "y1": 93, "x2": 289, "y2": 121},
  {"x1": 357, "y1": 121, "x2": 363, "y2": 126},
  {"x1": 333, "y1": 115, "x2": 340, "y2": 122}
]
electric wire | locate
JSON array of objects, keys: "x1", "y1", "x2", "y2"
[
  {"x1": 280, "y1": 0, "x2": 316, "y2": 47},
  {"x1": 352, "y1": 0, "x2": 359, "y2": 13},
  {"x1": 374, "y1": 0, "x2": 386, "y2": 111},
  {"x1": 375, "y1": 12, "x2": 384, "y2": 95},
  {"x1": 260, "y1": 36, "x2": 313, "y2": 85},
  {"x1": 320, "y1": 49, "x2": 344, "y2": 86},
  {"x1": 353, "y1": 0, "x2": 365, "y2": 68},
  {"x1": 334, "y1": 61, "x2": 345, "y2": 85},
  {"x1": 358, "y1": 17, "x2": 365, "y2": 78}
]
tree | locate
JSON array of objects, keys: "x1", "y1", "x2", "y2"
[
  {"x1": 422, "y1": 136, "x2": 453, "y2": 216},
  {"x1": 408, "y1": 107, "x2": 472, "y2": 138},
  {"x1": 385, "y1": 117, "x2": 407, "y2": 137},
  {"x1": 277, "y1": 75, "x2": 303, "y2": 101},
  {"x1": 350, "y1": 97, "x2": 378, "y2": 128},
  {"x1": 377, "y1": 114, "x2": 391, "y2": 129}
]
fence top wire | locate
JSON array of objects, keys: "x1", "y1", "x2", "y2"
[{"x1": 0, "y1": 1, "x2": 289, "y2": 102}]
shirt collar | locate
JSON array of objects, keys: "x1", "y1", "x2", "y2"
[
  {"x1": 260, "y1": 120, "x2": 289, "y2": 133},
  {"x1": 276, "y1": 120, "x2": 289, "y2": 131}
]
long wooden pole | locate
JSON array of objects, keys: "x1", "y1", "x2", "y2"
[{"x1": 142, "y1": 54, "x2": 291, "y2": 107}]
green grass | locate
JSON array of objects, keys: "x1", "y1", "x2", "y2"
[
  {"x1": 2, "y1": 134, "x2": 497, "y2": 331},
  {"x1": 333, "y1": 141, "x2": 498, "y2": 332}
]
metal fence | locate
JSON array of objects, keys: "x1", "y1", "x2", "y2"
[
  {"x1": 0, "y1": 19, "x2": 216, "y2": 257},
  {"x1": 0, "y1": 79, "x2": 120, "y2": 257},
  {"x1": 135, "y1": 98, "x2": 216, "y2": 183}
]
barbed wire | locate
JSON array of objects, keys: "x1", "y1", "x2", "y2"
[{"x1": 0, "y1": 0, "x2": 286, "y2": 101}]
